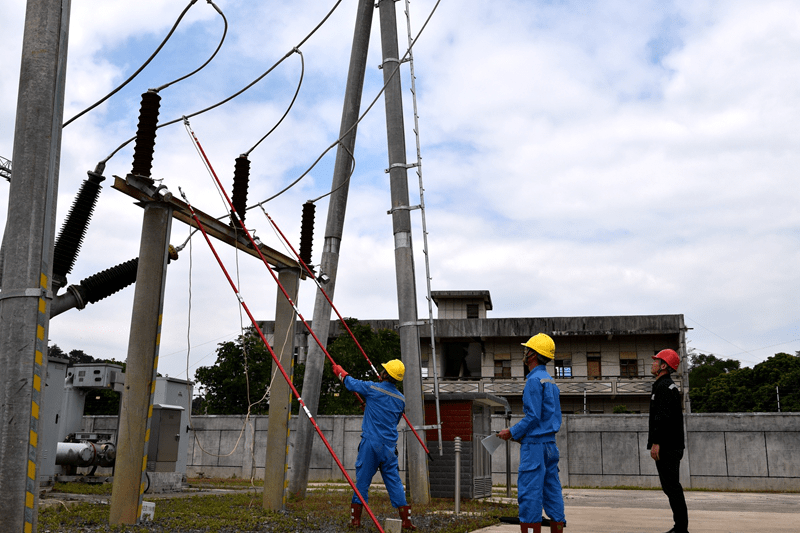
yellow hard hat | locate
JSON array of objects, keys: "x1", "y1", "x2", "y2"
[
  {"x1": 521, "y1": 333, "x2": 555, "y2": 360},
  {"x1": 382, "y1": 359, "x2": 405, "y2": 381}
]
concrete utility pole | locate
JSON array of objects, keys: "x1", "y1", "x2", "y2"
[
  {"x1": 377, "y1": 0, "x2": 430, "y2": 505},
  {"x1": 288, "y1": 0, "x2": 374, "y2": 498},
  {"x1": 263, "y1": 268, "x2": 299, "y2": 510},
  {"x1": 0, "y1": 0, "x2": 71, "y2": 531},
  {"x1": 110, "y1": 201, "x2": 174, "y2": 524}
]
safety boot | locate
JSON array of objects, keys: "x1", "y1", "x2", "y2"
[
  {"x1": 520, "y1": 524, "x2": 542, "y2": 533},
  {"x1": 550, "y1": 521, "x2": 565, "y2": 532},
  {"x1": 398, "y1": 505, "x2": 417, "y2": 530},
  {"x1": 349, "y1": 503, "x2": 362, "y2": 528}
]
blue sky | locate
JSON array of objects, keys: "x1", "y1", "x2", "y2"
[{"x1": 2, "y1": 0, "x2": 799, "y2": 382}]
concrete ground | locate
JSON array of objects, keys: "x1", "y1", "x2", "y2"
[{"x1": 474, "y1": 488, "x2": 800, "y2": 533}]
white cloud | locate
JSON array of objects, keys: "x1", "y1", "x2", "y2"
[{"x1": 2, "y1": 0, "x2": 799, "y2": 382}]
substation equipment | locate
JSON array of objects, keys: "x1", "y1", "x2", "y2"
[{"x1": 38, "y1": 357, "x2": 192, "y2": 487}]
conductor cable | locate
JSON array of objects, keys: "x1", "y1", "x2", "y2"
[
  {"x1": 64, "y1": 0, "x2": 225, "y2": 128},
  {"x1": 249, "y1": 0, "x2": 442, "y2": 209},
  {"x1": 95, "y1": 0, "x2": 343, "y2": 168}
]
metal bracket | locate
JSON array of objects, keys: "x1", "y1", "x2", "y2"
[
  {"x1": 398, "y1": 320, "x2": 426, "y2": 328},
  {"x1": 378, "y1": 56, "x2": 409, "y2": 69},
  {"x1": 0, "y1": 287, "x2": 52, "y2": 301},
  {"x1": 387, "y1": 204, "x2": 421, "y2": 215},
  {"x1": 384, "y1": 162, "x2": 419, "y2": 173}
]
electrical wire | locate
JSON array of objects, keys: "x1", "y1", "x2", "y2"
[
  {"x1": 97, "y1": 0, "x2": 343, "y2": 168},
  {"x1": 244, "y1": 50, "x2": 305, "y2": 156},
  {"x1": 248, "y1": 0, "x2": 443, "y2": 209},
  {"x1": 64, "y1": 0, "x2": 225, "y2": 128},
  {"x1": 156, "y1": 1, "x2": 228, "y2": 92}
]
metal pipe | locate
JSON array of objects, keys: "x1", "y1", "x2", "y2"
[
  {"x1": 454, "y1": 437, "x2": 461, "y2": 515},
  {"x1": 505, "y1": 413, "x2": 512, "y2": 498},
  {"x1": 55, "y1": 441, "x2": 116, "y2": 468},
  {"x1": 56, "y1": 442, "x2": 96, "y2": 466}
]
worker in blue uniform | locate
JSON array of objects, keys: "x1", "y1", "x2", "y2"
[
  {"x1": 332, "y1": 359, "x2": 416, "y2": 530},
  {"x1": 499, "y1": 333, "x2": 566, "y2": 533}
]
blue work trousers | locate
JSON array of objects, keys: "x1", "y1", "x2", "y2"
[
  {"x1": 518, "y1": 441, "x2": 565, "y2": 524},
  {"x1": 351, "y1": 437, "x2": 408, "y2": 508}
]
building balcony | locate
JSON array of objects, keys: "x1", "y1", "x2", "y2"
[{"x1": 422, "y1": 375, "x2": 680, "y2": 397}]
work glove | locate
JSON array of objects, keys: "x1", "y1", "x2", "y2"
[{"x1": 332, "y1": 364, "x2": 349, "y2": 382}]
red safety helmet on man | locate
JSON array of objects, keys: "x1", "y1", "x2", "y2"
[{"x1": 652, "y1": 349, "x2": 680, "y2": 370}]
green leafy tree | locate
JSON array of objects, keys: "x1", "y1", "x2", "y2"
[
  {"x1": 691, "y1": 352, "x2": 800, "y2": 412},
  {"x1": 688, "y1": 353, "x2": 740, "y2": 412},
  {"x1": 688, "y1": 353, "x2": 740, "y2": 390},
  {"x1": 293, "y1": 319, "x2": 402, "y2": 415},
  {"x1": 194, "y1": 329, "x2": 274, "y2": 415}
]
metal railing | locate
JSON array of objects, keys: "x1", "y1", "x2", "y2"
[{"x1": 421, "y1": 375, "x2": 676, "y2": 396}]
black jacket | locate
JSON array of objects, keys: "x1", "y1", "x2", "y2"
[{"x1": 647, "y1": 373, "x2": 685, "y2": 451}]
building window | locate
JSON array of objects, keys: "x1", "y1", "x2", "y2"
[
  {"x1": 554, "y1": 353, "x2": 572, "y2": 378},
  {"x1": 494, "y1": 359, "x2": 511, "y2": 378},
  {"x1": 587, "y1": 353, "x2": 602, "y2": 379},
  {"x1": 466, "y1": 303, "x2": 479, "y2": 319},
  {"x1": 620, "y1": 352, "x2": 638, "y2": 378}
]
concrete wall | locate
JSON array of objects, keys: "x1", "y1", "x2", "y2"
[{"x1": 83, "y1": 412, "x2": 800, "y2": 492}]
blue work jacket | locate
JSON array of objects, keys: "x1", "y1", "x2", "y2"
[
  {"x1": 510, "y1": 365, "x2": 561, "y2": 443},
  {"x1": 343, "y1": 376, "x2": 405, "y2": 447}
]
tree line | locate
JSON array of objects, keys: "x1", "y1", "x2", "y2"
[
  {"x1": 194, "y1": 319, "x2": 402, "y2": 416},
  {"x1": 688, "y1": 351, "x2": 800, "y2": 412}
]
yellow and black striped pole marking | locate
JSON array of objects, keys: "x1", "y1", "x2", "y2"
[{"x1": 24, "y1": 273, "x2": 49, "y2": 533}]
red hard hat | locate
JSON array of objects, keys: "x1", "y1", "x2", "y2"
[{"x1": 653, "y1": 349, "x2": 680, "y2": 370}]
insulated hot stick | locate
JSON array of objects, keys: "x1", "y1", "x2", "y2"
[
  {"x1": 260, "y1": 207, "x2": 434, "y2": 460},
  {"x1": 178, "y1": 188, "x2": 385, "y2": 533},
  {"x1": 185, "y1": 120, "x2": 433, "y2": 459},
  {"x1": 183, "y1": 123, "x2": 374, "y2": 411}
]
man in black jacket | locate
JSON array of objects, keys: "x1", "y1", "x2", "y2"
[{"x1": 648, "y1": 348, "x2": 689, "y2": 533}]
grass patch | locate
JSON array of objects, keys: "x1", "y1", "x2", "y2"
[
  {"x1": 39, "y1": 484, "x2": 514, "y2": 532},
  {"x1": 52, "y1": 481, "x2": 114, "y2": 495}
]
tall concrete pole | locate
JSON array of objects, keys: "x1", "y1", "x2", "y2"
[
  {"x1": 288, "y1": 0, "x2": 374, "y2": 498},
  {"x1": 377, "y1": 0, "x2": 430, "y2": 504},
  {"x1": 109, "y1": 201, "x2": 173, "y2": 524},
  {"x1": 0, "y1": 0, "x2": 71, "y2": 531},
  {"x1": 263, "y1": 267, "x2": 299, "y2": 510}
]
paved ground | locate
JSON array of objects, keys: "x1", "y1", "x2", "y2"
[{"x1": 474, "y1": 488, "x2": 800, "y2": 533}]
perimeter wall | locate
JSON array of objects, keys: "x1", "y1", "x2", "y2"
[{"x1": 83, "y1": 412, "x2": 800, "y2": 492}]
